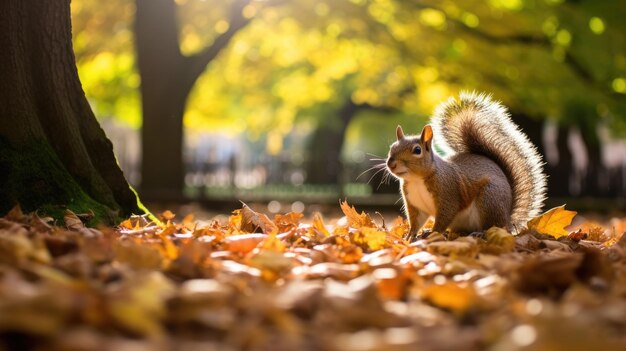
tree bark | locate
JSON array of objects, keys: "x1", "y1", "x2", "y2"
[
  {"x1": 547, "y1": 126, "x2": 573, "y2": 197},
  {"x1": 134, "y1": 0, "x2": 250, "y2": 200},
  {"x1": 0, "y1": 0, "x2": 142, "y2": 223},
  {"x1": 306, "y1": 100, "x2": 359, "y2": 185}
]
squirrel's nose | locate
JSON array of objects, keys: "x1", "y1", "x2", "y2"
[{"x1": 387, "y1": 157, "x2": 397, "y2": 169}]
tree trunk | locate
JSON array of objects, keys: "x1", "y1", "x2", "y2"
[
  {"x1": 135, "y1": 0, "x2": 189, "y2": 200},
  {"x1": 547, "y1": 126, "x2": 573, "y2": 197},
  {"x1": 306, "y1": 100, "x2": 359, "y2": 185},
  {"x1": 579, "y1": 129, "x2": 604, "y2": 196},
  {"x1": 0, "y1": 0, "x2": 143, "y2": 223},
  {"x1": 134, "y1": 0, "x2": 250, "y2": 200}
]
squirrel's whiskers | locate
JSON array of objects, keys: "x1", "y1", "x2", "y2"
[{"x1": 386, "y1": 91, "x2": 546, "y2": 241}]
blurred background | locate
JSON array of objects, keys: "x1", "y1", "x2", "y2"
[{"x1": 71, "y1": 0, "x2": 626, "y2": 216}]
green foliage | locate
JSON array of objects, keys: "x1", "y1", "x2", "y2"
[{"x1": 72, "y1": 0, "x2": 626, "y2": 149}]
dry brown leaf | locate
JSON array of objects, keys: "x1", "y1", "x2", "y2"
[
  {"x1": 6, "y1": 205, "x2": 27, "y2": 222},
  {"x1": 240, "y1": 203, "x2": 278, "y2": 234},
  {"x1": 64, "y1": 210, "x2": 84, "y2": 230},
  {"x1": 113, "y1": 239, "x2": 164, "y2": 270},
  {"x1": 339, "y1": 200, "x2": 375, "y2": 228},
  {"x1": 527, "y1": 205, "x2": 577, "y2": 238},
  {"x1": 2, "y1": 199, "x2": 626, "y2": 349},
  {"x1": 108, "y1": 271, "x2": 176, "y2": 337},
  {"x1": 512, "y1": 251, "x2": 584, "y2": 294},
  {"x1": 427, "y1": 238, "x2": 479, "y2": 258},
  {"x1": 481, "y1": 227, "x2": 515, "y2": 254}
]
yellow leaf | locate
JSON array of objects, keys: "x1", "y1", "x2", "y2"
[
  {"x1": 228, "y1": 209, "x2": 243, "y2": 233},
  {"x1": 339, "y1": 200, "x2": 375, "y2": 228},
  {"x1": 527, "y1": 205, "x2": 577, "y2": 238},
  {"x1": 422, "y1": 282, "x2": 480, "y2": 314},
  {"x1": 353, "y1": 228, "x2": 387, "y2": 251},
  {"x1": 311, "y1": 212, "x2": 330, "y2": 237},
  {"x1": 260, "y1": 231, "x2": 286, "y2": 252},
  {"x1": 481, "y1": 227, "x2": 515, "y2": 254},
  {"x1": 108, "y1": 272, "x2": 176, "y2": 337}
]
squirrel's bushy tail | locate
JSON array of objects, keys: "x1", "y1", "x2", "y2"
[{"x1": 431, "y1": 91, "x2": 547, "y2": 228}]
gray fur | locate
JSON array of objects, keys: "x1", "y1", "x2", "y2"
[{"x1": 431, "y1": 92, "x2": 547, "y2": 227}]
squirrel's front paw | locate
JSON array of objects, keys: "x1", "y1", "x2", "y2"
[
  {"x1": 403, "y1": 228, "x2": 418, "y2": 242},
  {"x1": 404, "y1": 228, "x2": 431, "y2": 242}
]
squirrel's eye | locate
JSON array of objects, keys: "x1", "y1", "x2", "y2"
[{"x1": 413, "y1": 146, "x2": 422, "y2": 155}]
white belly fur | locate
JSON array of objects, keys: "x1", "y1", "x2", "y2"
[
  {"x1": 404, "y1": 177, "x2": 437, "y2": 216},
  {"x1": 405, "y1": 177, "x2": 482, "y2": 232},
  {"x1": 449, "y1": 201, "x2": 482, "y2": 232}
]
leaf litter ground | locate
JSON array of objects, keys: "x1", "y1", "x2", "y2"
[{"x1": 0, "y1": 202, "x2": 625, "y2": 351}]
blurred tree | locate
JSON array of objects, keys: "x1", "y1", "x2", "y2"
[
  {"x1": 0, "y1": 0, "x2": 143, "y2": 223},
  {"x1": 135, "y1": 0, "x2": 252, "y2": 199},
  {"x1": 71, "y1": 0, "x2": 626, "y2": 195}
]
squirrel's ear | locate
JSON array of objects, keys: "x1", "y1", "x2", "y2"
[
  {"x1": 421, "y1": 125, "x2": 433, "y2": 146},
  {"x1": 396, "y1": 125, "x2": 405, "y2": 140}
]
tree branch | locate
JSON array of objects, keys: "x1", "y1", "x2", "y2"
[
  {"x1": 406, "y1": 0, "x2": 619, "y2": 99},
  {"x1": 184, "y1": 0, "x2": 252, "y2": 86}
]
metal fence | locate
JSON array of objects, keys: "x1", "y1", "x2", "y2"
[{"x1": 101, "y1": 119, "x2": 626, "y2": 207}]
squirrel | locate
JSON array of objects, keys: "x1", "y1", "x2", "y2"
[{"x1": 386, "y1": 92, "x2": 546, "y2": 241}]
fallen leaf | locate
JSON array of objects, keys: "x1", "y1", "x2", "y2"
[
  {"x1": 481, "y1": 227, "x2": 515, "y2": 254},
  {"x1": 274, "y1": 212, "x2": 304, "y2": 232},
  {"x1": 352, "y1": 228, "x2": 387, "y2": 251},
  {"x1": 160, "y1": 210, "x2": 176, "y2": 221},
  {"x1": 64, "y1": 210, "x2": 84, "y2": 230},
  {"x1": 108, "y1": 271, "x2": 176, "y2": 337},
  {"x1": 225, "y1": 233, "x2": 267, "y2": 254},
  {"x1": 311, "y1": 212, "x2": 330, "y2": 237},
  {"x1": 340, "y1": 200, "x2": 376, "y2": 228},
  {"x1": 421, "y1": 281, "x2": 480, "y2": 314},
  {"x1": 240, "y1": 203, "x2": 278, "y2": 234},
  {"x1": 427, "y1": 238, "x2": 479, "y2": 258},
  {"x1": 5, "y1": 204, "x2": 26, "y2": 222},
  {"x1": 527, "y1": 205, "x2": 577, "y2": 238}
]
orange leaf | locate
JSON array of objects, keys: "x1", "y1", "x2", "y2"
[
  {"x1": 389, "y1": 216, "x2": 408, "y2": 238},
  {"x1": 225, "y1": 233, "x2": 267, "y2": 254},
  {"x1": 273, "y1": 212, "x2": 303, "y2": 232},
  {"x1": 160, "y1": 210, "x2": 176, "y2": 221},
  {"x1": 353, "y1": 228, "x2": 387, "y2": 251},
  {"x1": 340, "y1": 200, "x2": 375, "y2": 228},
  {"x1": 527, "y1": 205, "x2": 577, "y2": 238}
]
